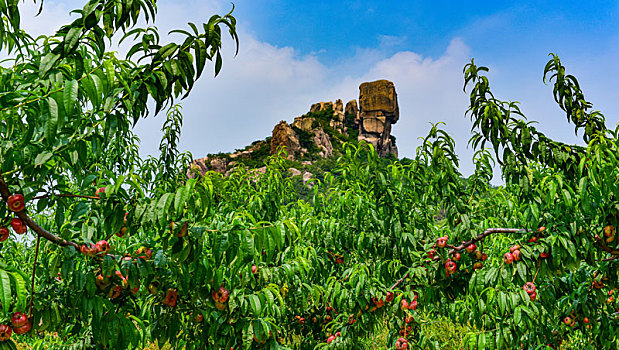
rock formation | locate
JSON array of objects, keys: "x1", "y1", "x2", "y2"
[
  {"x1": 358, "y1": 80, "x2": 399, "y2": 157},
  {"x1": 313, "y1": 127, "x2": 333, "y2": 158},
  {"x1": 270, "y1": 121, "x2": 300, "y2": 159},
  {"x1": 329, "y1": 99, "x2": 345, "y2": 132},
  {"x1": 345, "y1": 99, "x2": 360, "y2": 128},
  {"x1": 190, "y1": 79, "x2": 400, "y2": 176},
  {"x1": 310, "y1": 101, "x2": 333, "y2": 113}
]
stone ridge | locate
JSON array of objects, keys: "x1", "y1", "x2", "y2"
[{"x1": 190, "y1": 80, "x2": 399, "y2": 177}]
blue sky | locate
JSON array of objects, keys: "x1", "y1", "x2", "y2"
[
  {"x1": 236, "y1": 1, "x2": 618, "y2": 63},
  {"x1": 18, "y1": 0, "x2": 619, "y2": 178}
]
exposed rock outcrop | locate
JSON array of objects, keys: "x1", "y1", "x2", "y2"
[
  {"x1": 329, "y1": 99, "x2": 345, "y2": 132},
  {"x1": 289, "y1": 168, "x2": 302, "y2": 177},
  {"x1": 270, "y1": 121, "x2": 300, "y2": 159},
  {"x1": 292, "y1": 116, "x2": 313, "y2": 131},
  {"x1": 345, "y1": 99, "x2": 360, "y2": 128},
  {"x1": 190, "y1": 158, "x2": 209, "y2": 176},
  {"x1": 358, "y1": 80, "x2": 399, "y2": 157},
  {"x1": 313, "y1": 127, "x2": 333, "y2": 158},
  {"x1": 345, "y1": 99, "x2": 358, "y2": 116},
  {"x1": 191, "y1": 79, "x2": 400, "y2": 177},
  {"x1": 302, "y1": 171, "x2": 313, "y2": 185},
  {"x1": 310, "y1": 101, "x2": 333, "y2": 113}
]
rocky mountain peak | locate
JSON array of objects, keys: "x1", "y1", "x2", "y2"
[{"x1": 190, "y1": 79, "x2": 399, "y2": 177}]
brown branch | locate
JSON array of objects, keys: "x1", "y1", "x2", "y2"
[
  {"x1": 594, "y1": 234, "x2": 619, "y2": 256},
  {"x1": 601, "y1": 256, "x2": 619, "y2": 262},
  {"x1": 533, "y1": 257, "x2": 542, "y2": 283},
  {"x1": 0, "y1": 171, "x2": 80, "y2": 249},
  {"x1": 29, "y1": 236, "x2": 41, "y2": 317},
  {"x1": 390, "y1": 227, "x2": 531, "y2": 290},
  {"x1": 451, "y1": 228, "x2": 531, "y2": 252}
]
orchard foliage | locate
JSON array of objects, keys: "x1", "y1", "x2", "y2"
[{"x1": 0, "y1": 1, "x2": 619, "y2": 350}]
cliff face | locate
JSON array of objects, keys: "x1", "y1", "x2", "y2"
[{"x1": 190, "y1": 79, "x2": 399, "y2": 176}]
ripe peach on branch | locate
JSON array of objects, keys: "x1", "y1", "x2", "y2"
[{"x1": 7, "y1": 194, "x2": 25, "y2": 212}]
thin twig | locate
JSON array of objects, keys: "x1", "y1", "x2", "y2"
[
  {"x1": 594, "y1": 234, "x2": 619, "y2": 256},
  {"x1": 29, "y1": 236, "x2": 41, "y2": 317},
  {"x1": 391, "y1": 228, "x2": 531, "y2": 290},
  {"x1": 600, "y1": 256, "x2": 619, "y2": 262},
  {"x1": 533, "y1": 258, "x2": 542, "y2": 283}
]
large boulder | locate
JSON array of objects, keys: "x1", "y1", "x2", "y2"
[
  {"x1": 270, "y1": 121, "x2": 300, "y2": 159},
  {"x1": 292, "y1": 116, "x2": 314, "y2": 131},
  {"x1": 187, "y1": 158, "x2": 208, "y2": 178},
  {"x1": 345, "y1": 99, "x2": 358, "y2": 116},
  {"x1": 187, "y1": 156, "x2": 227, "y2": 177},
  {"x1": 313, "y1": 127, "x2": 333, "y2": 158},
  {"x1": 209, "y1": 158, "x2": 228, "y2": 173},
  {"x1": 358, "y1": 80, "x2": 399, "y2": 157},
  {"x1": 330, "y1": 98, "x2": 345, "y2": 132},
  {"x1": 345, "y1": 99, "x2": 360, "y2": 129},
  {"x1": 310, "y1": 101, "x2": 334, "y2": 113}
]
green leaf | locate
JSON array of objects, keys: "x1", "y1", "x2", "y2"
[
  {"x1": 517, "y1": 262, "x2": 527, "y2": 281},
  {"x1": 214, "y1": 51, "x2": 222, "y2": 76},
  {"x1": 156, "y1": 193, "x2": 173, "y2": 226},
  {"x1": 63, "y1": 79, "x2": 79, "y2": 114},
  {"x1": 240, "y1": 229, "x2": 255, "y2": 262},
  {"x1": 39, "y1": 53, "x2": 60, "y2": 76},
  {"x1": 34, "y1": 151, "x2": 53, "y2": 167},
  {"x1": 9, "y1": 272, "x2": 26, "y2": 311},
  {"x1": 174, "y1": 186, "x2": 188, "y2": 214},
  {"x1": 514, "y1": 306, "x2": 522, "y2": 324},
  {"x1": 64, "y1": 27, "x2": 81, "y2": 52},
  {"x1": 248, "y1": 294, "x2": 262, "y2": 316},
  {"x1": 0, "y1": 269, "x2": 11, "y2": 314},
  {"x1": 195, "y1": 39, "x2": 207, "y2": 79},
  {"x1": 46, "y1": 96, "x2": 59, "y2": 142},
  {"x1": 478, "y1": 332, "x2": 486, "y2": 350}
]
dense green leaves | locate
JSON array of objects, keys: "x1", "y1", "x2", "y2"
[{"x1": 1, "y1": 1, "x2": 619, "y2": 350}]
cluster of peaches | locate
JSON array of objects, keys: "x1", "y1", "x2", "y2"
[
  {"x1": 0, "y1": 312, "x2": 31, "y2": 342},
  {"x1": 428, "y1": 235, "x2": 488, "y2": 276},
  {"x1": 429, "y1": 227, "x2": 553, "y2": 280},
  {"x1": 1, "y1": 194, "x2": 28, "y2": 242}
]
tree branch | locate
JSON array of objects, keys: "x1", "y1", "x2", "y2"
[
  {"x1": 390, "y1": 228, "x2": 531, "y2": 290},
  {"x1": 594, "y1": 234, "x2": 619, "y2": 256},
  {"x1": 0, "y1": 171, "x2": 80, "y2": 249},
  {"x1": 29, "y1": 236, "x2": 41, "y2": 317}
]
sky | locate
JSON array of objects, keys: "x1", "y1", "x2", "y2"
[{"x1": 15, "y1": 0, "x2": 619, "y2": 179}]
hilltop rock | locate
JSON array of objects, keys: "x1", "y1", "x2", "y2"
[
  {"x1": 270, "y1": 121, "x2": 300, "y2": 159},
  {"x1": 330, "y1": 99, "x2": 345, "y2": 132},
  {"x1": 345, "y1": 99, "x2": 358, "y2": 116},
  {"x1": 209, "y1": 158, "x2": 228, "y2": 173},
  {"x1": 292, "y1": 116, "x2": 313, "y2": 131},
  {"x1": 188, "y1": 157, "x2": 226, "y2": 178},
  {"x1": 191, "y1": 79, "x2": 400, "y2": 178},
  {"x1": 313, "y1": 127, "x2": 333, "y2": 158},
  {"x1": 310, "y1": 101, "x2": 333, "y2": 113},
  {"x1": 358, "y1": 80, "x2": 399, "y2": 157},
  {"x1": 190, "y1": 158, "x2": 209, "y2": 176}
]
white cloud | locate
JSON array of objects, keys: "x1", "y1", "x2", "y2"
[
  {"x1": 13, "y1": 1, "x2": 619, "y2": 183},
  {"x1": 326, "y1": 38, "x2": 476, "y2": 172}
]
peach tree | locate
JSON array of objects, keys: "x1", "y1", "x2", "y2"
[{"x1": 1, "y1": 1, "x2": 619, "y2": 350}]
